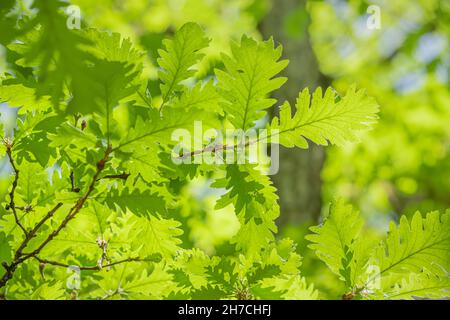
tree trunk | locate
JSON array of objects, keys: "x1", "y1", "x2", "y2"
[{"x1": 260, "y1": 0, "x2": 329, "y2": 225}]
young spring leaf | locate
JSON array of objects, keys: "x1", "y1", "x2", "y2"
[
  {"x1": 157, "y1": 22, "x2": 210, "y2": 103},
  {"x1": 375, "y1": 211, "x2": 450, "y2": 280},
  {"x1": 269, "y1": 85, "x2": 379, "y2": 148},
  {"x1": 382, "y1": 271, "x2": 450, "y2": 300},
  {"x1": 216, "y1": 36, "x2": 288, "y2": 130},
  {"x1": 306, "y1": 199, "x2": 365, "y2": 287}
]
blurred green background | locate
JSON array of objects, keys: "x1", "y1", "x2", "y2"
[{"x1": 0, "y1": 0, "x2": 449, "y2": 298}]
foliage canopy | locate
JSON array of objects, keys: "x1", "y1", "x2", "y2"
[{"x1": 0, "y1": 1, "x2": 448, "y2": 300}]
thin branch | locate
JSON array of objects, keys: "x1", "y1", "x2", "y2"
[
  {"x1": 14, "y1": 202, "x2": 64, "y2": 258},
  {"x1": 0, "y1": 146, "x2": 112, "y2": 289},
  {"x1": 21, "y1": 145, "x2": 112, "y2": 260},
  {"x1": 4, "y1": 140, "x2": 28, "y2": 236},
  {"x1": 0, "y1": 202, "x2": 65, "y2": 288},
  {"x1": 34, "y1": 256, "x2": 147, "y2": 271},
  {"x1": 175, "y1": 139, "x2": 259, "y2": 161}
]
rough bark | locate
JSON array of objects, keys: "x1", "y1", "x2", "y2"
[{"x1": 260, "y1": 0, "x2": 329, "y2": 225}]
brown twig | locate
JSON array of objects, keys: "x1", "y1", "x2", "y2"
[
  {"x1": 176, "y1": 141, "x2": 256, "y2": 161},
  {"x1": 34, "y1": 256, "x2": 145, "y2": 271},
  {"x1": 14, "y1": 202, "x2": 64, "y2": 258},
  {"x1": 0, "y1": 202, "x2": 65, "y2": 288},
  {"x1": 0, "y1": 146, "x2": 112, "y2": 289},
  {"x1": 172, "y1": 128, "x2": 281, "y2": 162},
  {"x1": 342, "y1": 286, "x2": 365, "y2": 300},
  {"x1": 21, "y1": 146, "x2": 112, "y2": 260},
  {"x1": 3, "y1": 139, "x2": 28, "y2": 236}
]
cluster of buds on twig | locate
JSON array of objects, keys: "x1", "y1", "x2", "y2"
[
  {"x1": 2, "y1": 137, "x2": 13, "y2": 150},
  {"x1": 96, "y1": 237, "x2": 110, "y2": 271}
]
